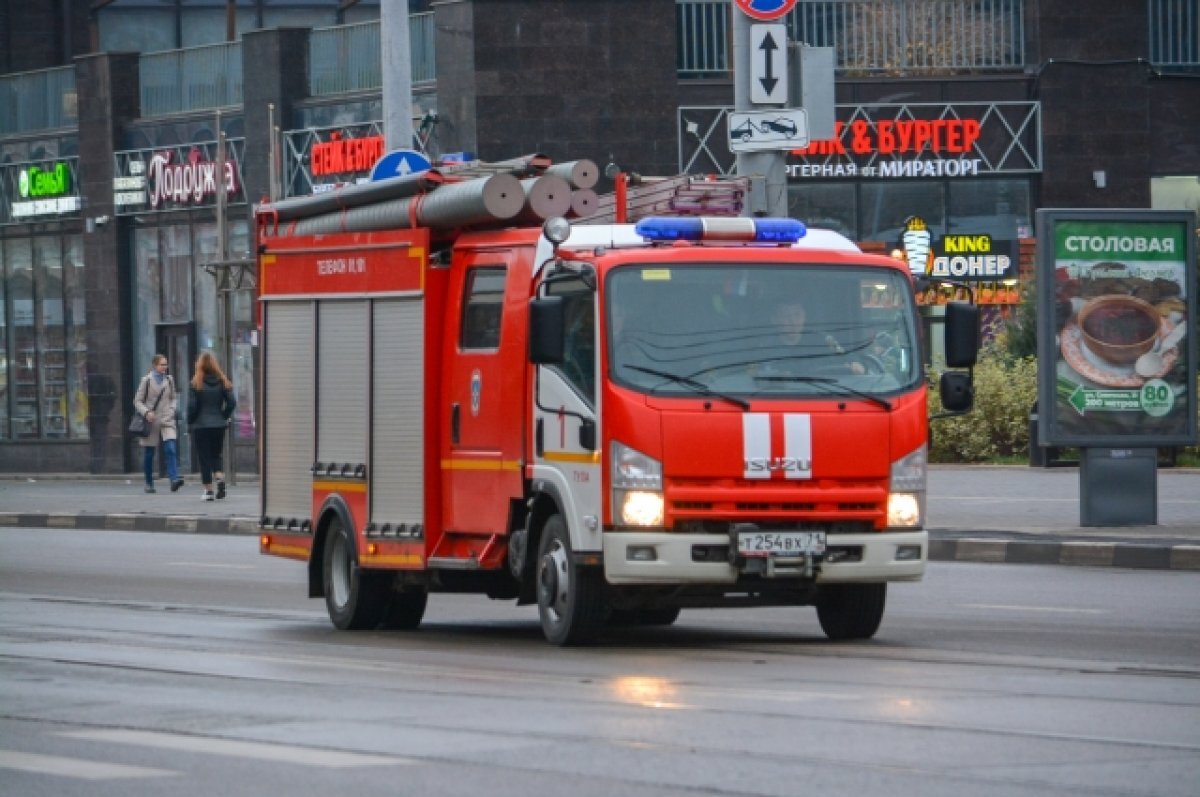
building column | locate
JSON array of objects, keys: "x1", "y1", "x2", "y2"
[
  {"x1": 241, "y1": 27, "x2": 312, "y2": 212},
  {"x1": 75, "y1": 51, "x2": 139, "y2": 474}
]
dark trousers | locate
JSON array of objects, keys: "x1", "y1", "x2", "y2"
[{"x1": 193, "y1": 427, "x2": 226, "y2": 485}]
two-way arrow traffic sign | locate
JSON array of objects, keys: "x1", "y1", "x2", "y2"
[{"x1": 751, "y1": 24, "x2": 788, "y2": 104}]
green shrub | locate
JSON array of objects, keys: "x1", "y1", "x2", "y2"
[
  {"x1": 928, "y1": 341, "x2": 1038, "y2": 462},
  {"x1": 928, "y1": 342, "x2": 1200, "y2": 465}
]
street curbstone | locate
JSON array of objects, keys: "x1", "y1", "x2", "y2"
[
  {"x1": 1111, "y1": 545, "x2": 1172, "y2": 570},
  {"x1": 1059, "y1": 541, "x2": 1114, "y2": 567},
  {"x1": 955, "y1": 538, "x2": 1008, "y2": 562},
  {"x1": 163, "y1": 516, "x2": 200, "y2": 533},
  {"x1": 1004, "y1": 541, "x2": 1061, "y2": 565},
  {"x1": 1169, "y1": 545, "x2": 1200, "y2": 570},
  {"x1": 927, "y1": 539, "x2": 957, "y2": 561},
  {"x1": 2, "y1": 511, "x2": 1197, "y2": 569}
]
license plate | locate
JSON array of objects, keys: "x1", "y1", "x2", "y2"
[{"x1": 737, "y1": 530, "x2": 826, "y2": 558}]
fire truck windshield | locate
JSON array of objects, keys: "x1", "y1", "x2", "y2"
[{"x1": 606, "y1": 264, "x2": 921, "y2": 399}]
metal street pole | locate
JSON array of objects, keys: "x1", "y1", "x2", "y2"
[
  {"x1": 732, "y1": 9, "x2": 788, "y2": 218},
  {"x1": 214, "y1": 111, "x2": 237, "y2": 485},
  {"x1": 381, "y1": 0, "x2": 415, "y2": 151}
]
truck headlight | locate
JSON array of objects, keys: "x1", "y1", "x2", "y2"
[
  {"x1": 887, "y1": 445, "x2": 926, "y2": 529},
  {"x1": 612, "y1": 442, "x2": 664, "y2": 527}
]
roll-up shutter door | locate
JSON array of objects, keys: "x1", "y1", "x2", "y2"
[
  {"x1": 318, "y1": 301, "x2": 370, "y2": 468},
  {"x1": 371, "y1": 298, "x2": 424, "y2": 527},
  {"x1": 263, "y1": 301, "x2": 315, "y2": 521}
]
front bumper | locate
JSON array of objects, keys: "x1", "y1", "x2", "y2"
[{"x1": 602, "y1": 530, "x2": 926, "y2": 585}]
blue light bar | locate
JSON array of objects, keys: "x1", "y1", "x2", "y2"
[{"x1": 634, "y1": 216, "x2": 806, "y2": 244}]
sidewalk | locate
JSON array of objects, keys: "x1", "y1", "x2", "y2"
[{"x1": 2, "y1": 466, "x2": 1198, "y2": 570}]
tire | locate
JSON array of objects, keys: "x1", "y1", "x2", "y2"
[
  {"x1": 609, "y1": 606, "x2": 681, "y2": 627},
  {"x1": 639, "y1": 606, "x2": 681, "y2": 626},
  {"x1": 536, "y1": 514, "x2": 608, "y2": 645},
  {"x1": 816, "y1": 583, "x2": 886, "y2": 641},
  {"x1": 323, "y1": 516, "x2": 388, "y2": 630},
  {"x1": 381, "y1": 590, "x2": 428, "y2": 630}
]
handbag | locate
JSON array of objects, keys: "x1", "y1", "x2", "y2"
[{"x1": 128, "y1": 379, "x2": 164, "y2": 437}]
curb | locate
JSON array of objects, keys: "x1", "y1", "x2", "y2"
[
  {"x1": 0, "y1": 512, "x2": 259, "y2": 537},
  {"x1": 928, "y1": 536, "x2": 1200, "y2": 571},
  {"x1": 4, "y1": 512, "x2": 1200, "y2": 571}
]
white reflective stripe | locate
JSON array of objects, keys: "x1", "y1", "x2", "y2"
[
  {"x1": 743, "y1": 413, "x2": 771, "y2": 479},
  {"x1": 0, "y1": 750, "x2": 176, "y2": 780},
  {"x1": 783, "y1": 414, "x2": 813, "y2": 480}
]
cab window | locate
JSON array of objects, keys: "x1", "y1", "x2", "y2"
[
  {"x1": 461, "y1": 268, "x2": 506, "y2": 349},
  {"x1": 548, "y1": 277, "x2": 595, "y2": 404}
]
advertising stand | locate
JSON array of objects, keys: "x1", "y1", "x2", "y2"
[{"x1": 1036, "y1": 209, "x2": 1197, "y2": 525}]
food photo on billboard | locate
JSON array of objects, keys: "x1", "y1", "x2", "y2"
[{"x1": 1035, "y1": 209, "x2": 1197, "y2": 448}]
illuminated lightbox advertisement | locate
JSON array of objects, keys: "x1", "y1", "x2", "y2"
[{"x1": 1036, "y1": 209, "x2": 1197, "y2": 447}]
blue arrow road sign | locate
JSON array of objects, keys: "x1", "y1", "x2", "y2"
[{"x1": 370, "y1": 149, "x2": 433, "y2": 182}]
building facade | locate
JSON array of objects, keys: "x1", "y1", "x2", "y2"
[{"x1": 1, "y1": 0, "x2": 1197, "y2": 473}]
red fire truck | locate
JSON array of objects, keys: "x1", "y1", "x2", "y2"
[{"x1": 255, "y1": 169, "x2": 978, "y2": 645}]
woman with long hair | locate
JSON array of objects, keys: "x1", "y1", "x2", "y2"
[{"x1": 187, "y1": 351, "x2": 237, "y2": 500}]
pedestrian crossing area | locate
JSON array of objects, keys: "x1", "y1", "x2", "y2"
[{"x1": 0, "y1": 728, "x2": 412, "y2": 781}]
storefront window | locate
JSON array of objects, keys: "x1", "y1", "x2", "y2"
[
  {"x1": 132, "y1": 218, "x2": 255, "y2": 446},
  {"x1": 133, "y1": 226, "x2": 162, "y2": 377},
  {"x1": 34, "y1": 237, "x2": 67, "y2": 438},
  {"x1": 860, "y1": 182, "x2": 946, "y2": 243},
  {"x1": 193, "y1": 222, "x2": 220, "y2": 351},
  {"x1": 7, "y1": 240, "x2": 37, "y2": 439},
  {"x1": 64, "y1": 237, "x2": 89, "y2": 437},
  {"x1": 163, "y1": 225, "x2": 192, "y2": 322},
  {"x1": 787, "y1": 183, "x2": 857, "y2": 239},
  {"x1": 947, "y1": 179, "x2": 1031, "y2": 239},
  {"x1": 228, "y1": 221, "x2": 257, "y2": 443},
  {"x1": 0, "y1": 249, "x2": 7, "y2": 440},
  {"x1": 0, "y1": 235, "x2": 88, "y2": 440}
]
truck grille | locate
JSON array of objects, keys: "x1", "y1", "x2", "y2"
[{"x1": 666, "y1": 477, "x2": 886, "y2": 531}]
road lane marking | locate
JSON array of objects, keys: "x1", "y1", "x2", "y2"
[
  {"x1": 960, "y1": 603, "x2": 1108, "y2": 615},
  {"x1": 59, "y1": 729, "x2": 410, "y2": 768},
  {"x1": 0, "y1": 750, "x2": 176, "y2": 780}
]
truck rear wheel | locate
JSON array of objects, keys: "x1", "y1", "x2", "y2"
[
  {"x1": 536, "y1": 514, "x2": 607, "y2": 645},
  {"x1": 816, "y1": 583, "x2": 886, "y2": 640},
  {"x1": 381, "y1": 590, "x2": 428, "y2": 630},
  {"x1": 323, "y1": 517, "x2": 388, "y2": 630}
]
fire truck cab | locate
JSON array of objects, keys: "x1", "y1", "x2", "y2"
[{"x1": 257, "y1": 211, "x2": 978, "y2": 645}]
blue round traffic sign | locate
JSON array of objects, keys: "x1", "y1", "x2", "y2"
[
  {"x1": 735, "y1": 0, "x2": 796, "y2": 21},
  {"x1": 370, "y1": 148, "x2": 433, "y2": 182}
]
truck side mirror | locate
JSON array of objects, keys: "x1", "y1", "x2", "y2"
[
  {"x1": 943, "y1": 301, "x2": 980, "y2": 368},
  {"x1": 939, "y1": 371, "x2": 974, "y2": 413},
  {"x1": 578, "y1": 419, "x2": 596, "y2": 451},
  {"x1": 529, "y1": 296, "x2": 565, "y2": 364}
]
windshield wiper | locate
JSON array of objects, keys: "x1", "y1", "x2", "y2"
[
  {"x1": 754, "y1": 374, "x2": 892, "y2": 410},
  {"x1": 625, "y1": 365, "x2": 751, "y2": 410}
]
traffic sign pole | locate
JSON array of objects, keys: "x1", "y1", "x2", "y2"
[{"x1": 733, "y1": 8, "x2": 788, "y2": 217}]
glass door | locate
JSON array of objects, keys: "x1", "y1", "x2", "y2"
[{"x1": 156, "y1": 322, "x2": 196, "y2": 474}]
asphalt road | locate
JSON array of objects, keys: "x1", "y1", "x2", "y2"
[{"x1": 1, "y1": 526, "x2": 1198, "y2": 796}]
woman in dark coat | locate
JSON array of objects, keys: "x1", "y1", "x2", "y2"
[{"x1": 187, "y1": 351, "x2": 237, "y2": 501}]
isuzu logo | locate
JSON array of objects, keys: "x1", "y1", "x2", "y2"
[
  {"x1": 745, "y1": 456, "x2": 811, "y2": 473},
  {"x1": 743, "y1": 413, "x2": 812, "y2": 480}
]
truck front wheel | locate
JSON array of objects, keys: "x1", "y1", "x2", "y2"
[
  {"x1": 323, "y1": 517, "x2": 388, "y2": 630},
  {"x1": 816, "y1": 583, "x2": 886, "y2": 640},
  {"x1": 536, "y1": 514, "x2": 608, "y2": 645}
]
